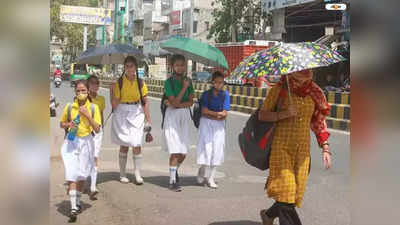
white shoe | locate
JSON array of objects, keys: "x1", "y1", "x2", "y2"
[
  {"x1": 120, "y1": 176, "x2": 130, "y2": 183},
  {"x1": 135, "y1": 172, "x2": 144, "y2": 185},
  {"x1": 208, "y1": 179, "x2": 218, "y2": 189}
]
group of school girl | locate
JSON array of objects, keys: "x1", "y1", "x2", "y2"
[
  {"x1": 59, "y1": 54, "x2": 231, "y2": 221},
  {"x1": 60, "y1": 54, "x2": 332, "y2": 225}
]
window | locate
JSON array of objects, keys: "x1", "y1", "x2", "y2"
[
  {"x1": 193, "y1": 21, "x2": 198, "y2": 33},
  {"x1": 205, "y1": 21, "x2": 210, "y2": 31}
]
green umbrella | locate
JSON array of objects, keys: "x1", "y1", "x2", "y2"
[{"x1": 160, "y1": 36, "x2": 229, "y2": 70}]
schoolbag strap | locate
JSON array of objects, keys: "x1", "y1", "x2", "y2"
[{"x1": 67, "y1": 103, "x2": 72, "y2": 122}]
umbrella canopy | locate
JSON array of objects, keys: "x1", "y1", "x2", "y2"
[
  {"x1": 231, "y1": 42, "x2": 346, "y2": 80},
  {"x1": 160, "y1": 36, "x2": 229, "y2": 70},
  {"x1": 75, "y1": 43, "x2": 145, "y2": 64}
]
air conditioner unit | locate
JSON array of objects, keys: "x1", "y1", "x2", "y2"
[{"x1": 244, "y1": 40, "x2": 273, "y2": 46}]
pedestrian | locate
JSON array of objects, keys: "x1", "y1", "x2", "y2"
[
  {"x1": 258, "y1": 69, "x2": 332, "y2": 225},
  {"x1": 163, "y1": 54, "x2": 194, "y2": 192},
  {"x1": 196, "y1": 71, "x2": 230, "y2": 189},
  {"x1": 111, "y1": 56, "x2": 151, "y2": 185},
  {"x1": 87, "y1": 75, "x2": 105, "y2": 200},
  {"x1": 60, "y1": 80, "x2": 101, "y2": 222}
]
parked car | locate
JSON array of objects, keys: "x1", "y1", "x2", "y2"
[{"x1": 192, "y1": 71, "x2": 212, "y2": 83}]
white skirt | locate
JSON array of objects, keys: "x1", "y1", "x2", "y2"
[
  {"x1": 93, "y1": 127, "x2": 103, "y2": 158},
  {"x1": 61, "y1": 135, "x2": 95, "y2": 182},
  {"x1": 197, "y1": 117, "x2": 226, "y2": 166},
  {"x1": 163, "y1": 107, "x2": 192, "y2": 154},
  {"x1": 111, "y1": 104, "x2": 145, "y2": 147}
]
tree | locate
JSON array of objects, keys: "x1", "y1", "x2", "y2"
[
  {"x1": 50, "y1": 0, "x2": 99, "y2": 60},
  {"x1": 208, "y1": 0, "x2": 269, "y2": 43}
]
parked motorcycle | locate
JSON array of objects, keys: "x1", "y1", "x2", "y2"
[
  {"x1": 50, "y1": 94, "x2": 59, "y2": 117},
  {"x1": 54, "y1": 77, "x2": 62, "y2": 88}
]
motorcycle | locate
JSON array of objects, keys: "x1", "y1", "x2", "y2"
[
  {"x1": 54, "y1": 77, "x2": 62, "y2": 88},
  {"x1": 50, "y1": 94, "x2": 59, "y2": 117}
]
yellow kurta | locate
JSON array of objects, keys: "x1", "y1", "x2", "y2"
[{"x1": 261, "y1": 84, "x2": 315, "y2": 208}]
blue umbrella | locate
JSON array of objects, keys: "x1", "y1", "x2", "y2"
[{"x1": 76, "y1": 43, "x2": 145, "y2": 64}]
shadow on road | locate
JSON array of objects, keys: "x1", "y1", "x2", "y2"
[
  {"x1": 208, "y1": 221, "x2": 261, "y2": 225},
  {"x1": 55, "y1": 200, "x2": 92, "y2": 218},
  {"x1": 96, "y1": 172, "x2": 204, "y2": 189}
]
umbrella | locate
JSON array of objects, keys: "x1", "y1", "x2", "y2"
[
  {"x1": 231, "y1": 42, "x2": 346, "y2": 80},
  {"x1": 75, "y1": 43, "x2": 145, "y2": 64},
  {"x1": 160, "y1": 36, "x2": 229, "y2": 70}
]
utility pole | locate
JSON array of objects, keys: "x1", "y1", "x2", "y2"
[
  {"x1": 102, "y1": 0, "x2": 107, "y2": 45},
  {"x1": 114, "y1": 0, "x2": 119, "y2": 41},
  {"x1": 83, "y1": 25, "x2": 88, "y2": 51}
]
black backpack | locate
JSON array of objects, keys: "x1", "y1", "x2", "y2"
[
  {"x1": 238, "y1": 89, "x2": 284, "y2": 171},
  {"x1": 161, "y1": 77, "x2": 175, "y2": 129},
  {"x1": 192, "y1": 88, "x2": 226, "y2": 129}
]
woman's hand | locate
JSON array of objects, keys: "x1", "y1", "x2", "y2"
[
  {"x1": 79, "y1": 106, "x2": 91, "y2": 118},
  {"x1": 286, "y1": 105, "x2": 297, "y2": 118},
  {"x1": 322, "y1": 145, "x2": 332, "y2": 170}
]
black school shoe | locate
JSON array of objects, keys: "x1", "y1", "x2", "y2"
[
  {"x1": 168, "y1": 182, "x2": 182, "y2": 192},
  {"x1": 68, "y1": 209, "x2": 78, "y2": 223}
]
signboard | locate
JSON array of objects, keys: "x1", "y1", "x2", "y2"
[
  {"x1": 262, "y1": 0, "x2": 317, "y2": 13},
  {"x1": 143, "y1": 11, "x2": 153, "y2": 40},
  {"x1": 182, "y1": 8, "x2": 191, "y2": 37},
  {"x1": 60, "y1": 5, "x2": 112, "y2": 25},
  {"x1": 170, "y1": 10, "x2": 182, "y2": 30}
]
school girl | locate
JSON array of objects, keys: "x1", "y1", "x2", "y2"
[
  {"x1": 163, "y1": 54, "x2": 194, "y2": 192},
  {"x1": 196, "y1": 71, "x2": 230, "y2": 189},
  {"x1": 111, "y1": 56, "x2": 151, "y2": 185},
  {"x1": 87, "y1": 75, "x2": 105, "y2": 199},
  {"x1": 60, "y1": 80, "x2": 101, "y2": 221}
]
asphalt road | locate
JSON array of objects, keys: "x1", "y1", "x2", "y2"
[{"x1": 50, "y1": 81, "x2": 350, "y2": 225}]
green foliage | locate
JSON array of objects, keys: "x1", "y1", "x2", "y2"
[{"x1": 208, "y1": 0, "x2": 268, "y2": 43}]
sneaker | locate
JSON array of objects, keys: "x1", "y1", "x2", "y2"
[
  {"x1": 208, "y1": 179, "x2": 218, "y2": 189},
  {"x1": 68, "y1": 209, "x2": 78, "y2": 222},
  {"x1": 89, "y1": 190, "x2": 98, "y2": 201},
  {"x1": 120, "y1": 176, "x2": 130, "y2": 183},
  {"x1": 135, "y1": 172, "x2": 144, "y2": 185},
  {"x1": 168, "y1": 182, "x2": 182, "y2": 192},
  {"x1": 260, "y1": 209, "x2": 274, "y2": 225},
  {"x1": 76, "y1": 205, "x2": 82, "y2": 214}
]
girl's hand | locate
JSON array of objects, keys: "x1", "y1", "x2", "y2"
[
  {"x1": 322, "y1": 146, "x2": 332, "y2": 170},
  {"x1": 183, "y1": 79, "x2": 190, "y2": 89},
  {"x1": 79, "y1": 106, "x2": 91, "y2": 118}
]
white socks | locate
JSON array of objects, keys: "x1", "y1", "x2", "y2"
[
  {"x1": 119, "y1": 152, "x2": 128, "y2": 178},
  {"x1": 209, "y1": 166, "x2": 217, "y2": 182},
  {"x1": 69, "y1": 190, "x2": 78, "y2": 210},
  {"x1": 133, "y1": 154, "x2": 143, "y2": 183},
  {"x1": 90, "y1": 167, "x2": 98, "y2": 192},
  {"x1": 169, "y1": 166, "x2": 177, "y2": 184}
]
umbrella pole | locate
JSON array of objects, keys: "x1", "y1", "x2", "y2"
[{"x1": 285, "y1": 75, "x2": 292, "y2": 104}]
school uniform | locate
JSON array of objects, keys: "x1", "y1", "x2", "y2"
[
  {"x1": 91, "y1": 95, "x2": 105, "y2": 158},
  {"x1": 60, "y1": 99, "x2": 102, "y2": 182},
  {"x1": 111, "y1": 75, "x2": 148, "y2": 147},
  {"x1": 197, "y1": 89, "x2": 230, "y2": 166},
  {"x1": 163, "y1": 77, "x2": 195, "y2": 155}
]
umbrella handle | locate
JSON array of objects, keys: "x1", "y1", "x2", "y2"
[{"x1": 285, "y1": 75, "x2": 292, "y2": 104}]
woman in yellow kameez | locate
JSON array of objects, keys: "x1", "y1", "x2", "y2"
[{"x1": 258, "y1": 69, "x2": 332, "y2": 225}]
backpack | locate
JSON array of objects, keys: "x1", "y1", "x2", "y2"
[
  {"x1": 160, "y1": 77, "x2": 175, "y2": 129},
  {"x1": 64, "y1": 103, "x2": 96, "y2": 138},
  {"x1": 238, "y1": 87, "x2": 284, "y2": 171},
  {"x1": 192, "y1": 88, "x2": 226, "y2": 129},
  {"x1": 118, "y1": 74, "x2": 144, "y2": 106}
]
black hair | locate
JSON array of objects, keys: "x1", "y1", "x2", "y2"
[
  {"x1": 124, "y1": 56, "x2": 138, "y2": 67},
  {"x1": 212, "y1": 71, "x2": 225, "y2": 81},
  {"x1": 170, "y1": 54, "x2": 186, "y2": 66},
  {"x1": 74, "y1": 79, "x2": 92, "y2": 102},
  {"x1": 122, "y1": 56, "x2": 139, "y2": 79},
  {"x1": 87, "y1": 75, "x2": 99, "y2": 85}
]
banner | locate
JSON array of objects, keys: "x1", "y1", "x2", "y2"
[
  {"x1": 170, "y1": 10, "x2": 182, "y2": 30},
  {"x1": 60, "y1": 5, "x2": 112, "y2": 25}
]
